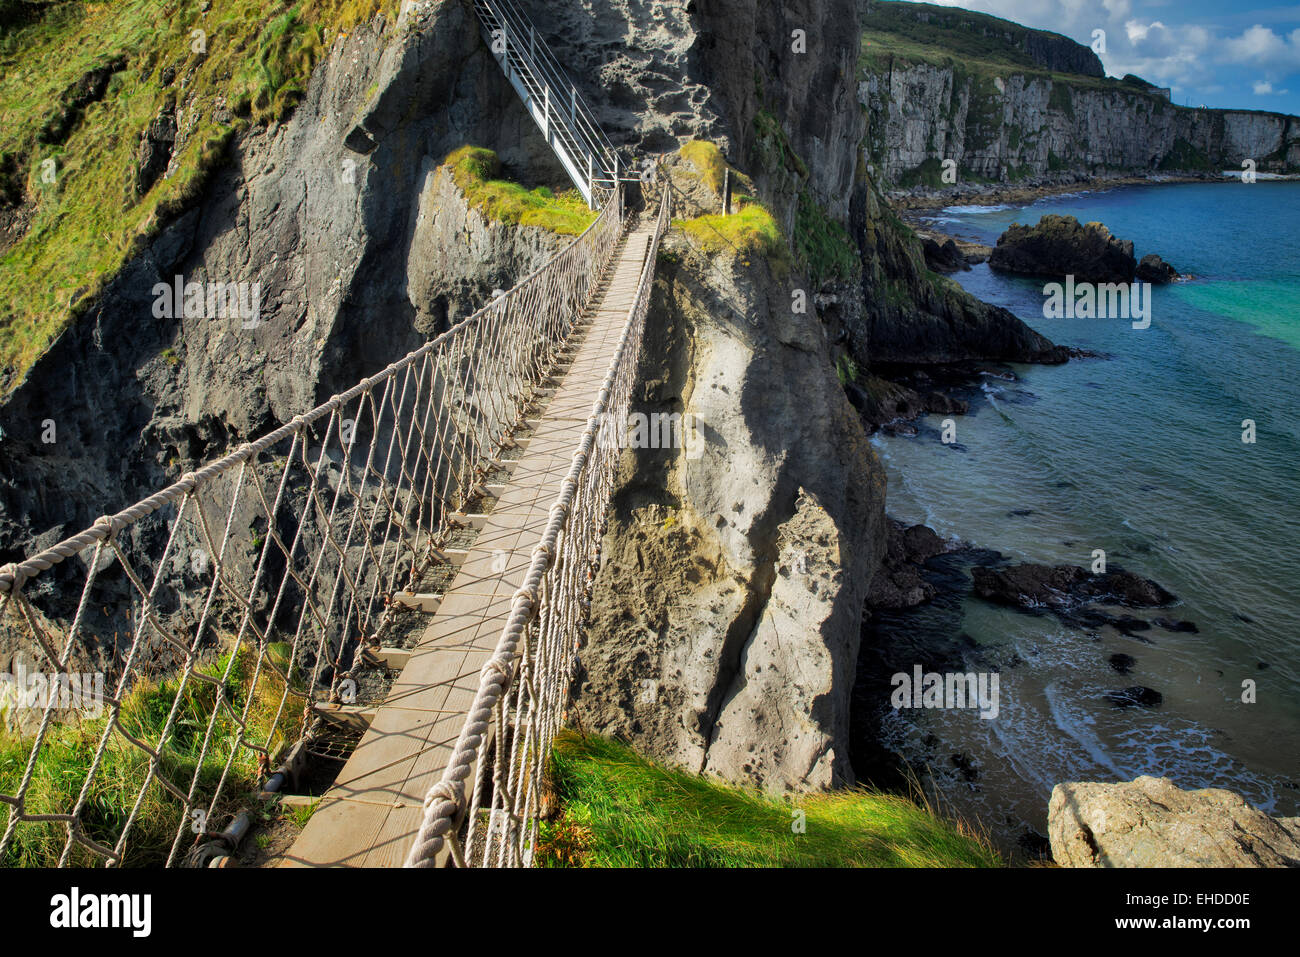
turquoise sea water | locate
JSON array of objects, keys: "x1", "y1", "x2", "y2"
[{"x1": 865, "y1": 182, "x2": 1300, "y2": 847}]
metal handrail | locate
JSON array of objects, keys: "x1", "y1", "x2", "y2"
[{"x1": 473, "y1": 0, "x2": 622, "y2": 207}]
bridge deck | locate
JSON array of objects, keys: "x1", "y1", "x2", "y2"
[{"x1": 281, "y1": 226, "x2": 652, "y2": 867}]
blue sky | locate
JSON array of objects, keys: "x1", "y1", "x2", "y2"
[{"x1": 917, "y1": 0, "x2": 1300, "y2": 115}]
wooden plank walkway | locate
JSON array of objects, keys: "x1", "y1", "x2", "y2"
[{"x1": 280, "y1": 226, "x2": 652, "y2": 867}]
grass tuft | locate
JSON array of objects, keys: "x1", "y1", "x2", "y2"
[
  {"x1": 445, "y1": 145, "x2": 596, "y2": 236},
  {"x1": 677, "y1": 201, "x2": 787, "y2": 268}
]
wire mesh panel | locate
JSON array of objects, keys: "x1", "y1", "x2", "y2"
[
  {"x1": 0, "y1": 187, "x2": 624, "y2": 868},
  {"x1": 404, "y1": 181, "x2": 671, "y2": 868}
]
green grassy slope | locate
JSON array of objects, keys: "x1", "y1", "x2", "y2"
[
  {"x1": 0, "y1": 0, "x2": 399, "y2": 395},
  {"x1": 861, "y1": 1, "x2": 1119, "y2": 93},
  {"x1": 861, "y1": 0, "x2": 1073, "y2": 75},
  {"x1": 446, "y1": 146, "x2": 596, "y2": 236},
  {"x1": 0, "y1": 642, "x2": 304, "y2": 867},
  {"x1": 537, "y1": 731, "x2": 1001, "y2": 868}
]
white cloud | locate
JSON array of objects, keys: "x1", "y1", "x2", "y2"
[
  {"x1": 906, "y1": 0, "x2": 1300, "y2": 107},
  {"x1": 1125, "y1": 19, "x2": 1166, "y2": 44},
  {"x1": 1254, "y1": 80, "x2": 1276, "y2": 93},
  {"x1": 1224, "y1": 25, "x2": 1289, "y2": 61}
]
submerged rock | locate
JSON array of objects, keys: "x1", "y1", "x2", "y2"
[
  {"x1": 1153, "y1": 616, "x2": 1198, "y2": 633},
  {"x1": 1049, "y1": 776, "x2": 1300, "y2": 867},
  {"x1": 1107, "y1": 652, "x2": 1137, "y2": 674},
  {"x1": 1104, "y1": 685, "x2": 1163, "y2": 708},
  {"x1": 989, "y1": 214, "x2": 1135, "y2": 282}
]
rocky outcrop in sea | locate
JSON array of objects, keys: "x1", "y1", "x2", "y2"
[{"x1": 989, "y1": 215, "x2": 1136, "y2": 282}]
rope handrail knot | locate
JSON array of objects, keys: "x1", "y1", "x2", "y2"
[
  {"x1": 482, "y1": 658, "x2": 512, "y2": 685},
  {"x1": 421, "y1": 781, "x2": 460, "y2": 811}
]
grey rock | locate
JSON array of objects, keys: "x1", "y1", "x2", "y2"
[
  {"x1": 575, "y1": 229, "x2": 886, "y2": 794},
  {"x1": 135, "y1": 107, "x2": 177, "y2": 197},
  {"x1": 921, "y1": 236, "x2": 968, "y2": 272},
  {"x1": 1050, "y1": 776, "x2": 1300, "y2": 867},
  {"x1": 971, "y1": 562, "x2": 1176, "y2": 610},
  {"x1": 1104, "y1": 686, "x2": 1163, "y2": 708},
  {"x1": 866, "y1": 518, "x2": 949, "y2": 610}
]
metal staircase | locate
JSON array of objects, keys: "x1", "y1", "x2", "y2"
[{"x1": 474, "y1": 0, "x2": 622, "y2": 208}]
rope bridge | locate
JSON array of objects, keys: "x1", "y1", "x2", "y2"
[
  {"x1": 0, "y1": 163, "x2": 669, "y2": 866},
  {"x1": 405, "y1": 180, "x2": 671, "y2": 868}
]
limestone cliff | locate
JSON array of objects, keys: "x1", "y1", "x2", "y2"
[
  {"x1": 553, "y1": 0, "x2": 1062, "y2": 790},
  {"x1": 859, "y1": 1, "x2": 1300, "y2": 186}
]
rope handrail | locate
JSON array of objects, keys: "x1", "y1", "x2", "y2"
[
  {"x1": 404, "y1": 179, "x2": 671, "y2": 868},
  {"x1": 0, "y1": 175, "x2": 628, "y2": 867}
]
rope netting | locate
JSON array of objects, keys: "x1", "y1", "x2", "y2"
[
  {"x1": 0, "y1": 183, "x2": 626, "y2": 867},
  {"x1": 404, "y1": 181, "x2": 671, "y2": 868}
]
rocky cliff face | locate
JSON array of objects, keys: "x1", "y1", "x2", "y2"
[
  {"x1": 1050, "y1": 776, "x2": 1300, "y2": 867},
  {"x1": 862, "y1": 61, "x2": 1300, "y2": 185},
  {"x1": 575, "y1": 231, "x2": 885, "y2": 792},
  {"x1": 847, "y1": 175, "x2": 1066, "y2": 365}
]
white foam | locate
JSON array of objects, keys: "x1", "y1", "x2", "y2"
[
  {"x1": 1044, "y1": 681, "x2": 1127, "y2": 778},
  {"x1": 940, "y1": 203, "x2": 1013, "y2": 215}
]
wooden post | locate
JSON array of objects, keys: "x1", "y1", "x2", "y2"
[{"x1": 722, "y1": 168, "x2": 730, "y2": 216}]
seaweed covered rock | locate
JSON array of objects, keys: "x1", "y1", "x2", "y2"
[{"x1": 971, "y1": 562, "x2": 1175, "y2": 609}]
